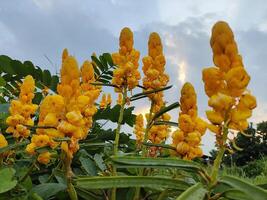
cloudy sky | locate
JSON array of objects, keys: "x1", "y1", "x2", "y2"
[{"x1": 1, "y1": 0, "x2": 267, "y2": 153}]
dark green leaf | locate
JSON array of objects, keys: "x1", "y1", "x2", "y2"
[
  {"x1": 30, "y1": 183, "x2": 67, "y2": 199},
  {"x1": 0, "y1": 168, "x2": 17, "y2": 193},
  {"x1": 111, "y1": 156, "x2": 202, "y2": 172},
  {"x1": 103, "y1": 53, "x2": 114, "y2": 66},
  {"x1": 152, "y1": 102, "x2": 180, "y2": 122},
  {"x1": 75, "y1": 176, "x2": 190, "y2": 190},
  {"x1": 176, "y1": 183, "x2": 207, "y2": 200},
  {"x1": 220, "y1": 175, "x2": 267, "y2": 200},
  {"x1": 42, "y1": 70, "x2": 52, "y2": 86}
]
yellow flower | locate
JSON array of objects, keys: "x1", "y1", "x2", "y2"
[
  {"x1": 208, "y1": 93, "x2": 234, "y2": 111},
  {"x1": 32, "y1": 134, "x2": 50, "y2": 147},
  {"x1": 202, "y1": 67, "x2": 225, "y2": 97},
  {"x1": 225, "y1": 67, "x2": 250, "y2": 97},
  {"x1": 25, "y1": 143, "x2": 36, "y2": 155},
  {"x1": 0, "y1": 134, "x2": 8, "y2": 148},
  {"x1": 206, "y1": 110, "x2": 224, "y2": 124},
  {"x1": 37, "y1": 152, "x2": 51, "y2": 165},
  {"x1": 179, "y1": 114, "x2": 195, "y2": 133},
  {"x1": 62, "y1": 48, "x2": 69, "y2": 62}
]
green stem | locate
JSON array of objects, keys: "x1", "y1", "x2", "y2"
[
  {"x1": 19, "y1": 160, "x2": 36, "y2": 183},
  {"x1": 133, "y1": 101, "x2": 154, "y2": 200},
  {"x1": 157, "y1": 189, "x2": 168, "y2": 200},
  {"x1": 210, "y1": 124, "x2": 228, "y2": 186},
  {"x1": 111, "y1": 87, "x2": 127, "y2": 200},
  {"x1": 64, "y1": 155, "x2": 78, "y2": 200}
]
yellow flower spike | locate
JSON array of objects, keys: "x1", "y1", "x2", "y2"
[
  {"x1": 134, "y1": 114, "x2": 144, "y2": 144},
  {"x1": 172, "y1": 82, "x2": 206, "y2": 160},
  {"x1": 119, "y1": 27, "x2": 133, "y2": 54},
  {"x1": 100, "y1": 94, "x2": 107, "y2": 109},
  {"x1": 6, "y1": 75, "x2": 37, "y2": 139},
  {"x1": 62, "y1": 48, "x2": 69, "y2": 62},
  {"x1": 37, "y1": 151, "x2": 51, "y2": 165},
  {"x1": 112, "y1": 27, "x2": 140, "y2": 91},
  {"x1": 107, "y1": 94, "x2": 112, "y2": 105},
  {"x1": 204, "y1": 21, "x2": 256, "y2": 138},
  {"x1": 0, "y1": 134, "x2": 8, "y2": 148},
  {"x1": 81, "y1": 60, "x2": 95, "y2": 83}
]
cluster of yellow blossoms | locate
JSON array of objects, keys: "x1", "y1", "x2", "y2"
[
  {"x1": 142, "y1": 32, "x2": 171, "y2": 149},
  {"x1": 203, "y1": 21, "x2": 256, "y2": 141},
  {"x1": 172, "y1": 83, "x2": 207, "y2": 160},
  {"x1": 142, "y1": 32, "x2": 169, "y2": 112},
  {"x1": 6, "y1": 76, "x2": 38, "y2": 138},
  {"x1": 25, "y1": 49, "x2": 100, "y2": 164},
  {"x1": 133, "y1": 114, "x2": 144, "y2": 145},
  {"x1": 99, "y1": 93, "x2": 112, "y2": 109},
  {"x1": 112, "y1": 27, "x2": 141, "y2": 91}
]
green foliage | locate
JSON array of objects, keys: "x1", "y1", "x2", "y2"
[{"x1": 0, "y1": 168, "x2": 17, "y2": 193}]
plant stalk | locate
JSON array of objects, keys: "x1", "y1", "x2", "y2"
[
  {"x1": 210, "y1": 124, "x2": 228, "y2": 186},
  {"x1": 134, "y1": 101, "x2": 154, "y2": 200},
  {"x1": 111, "y1": 87, "x2": 127, "y2": 200}
]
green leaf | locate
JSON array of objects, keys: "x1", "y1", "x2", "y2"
[
  {"x1": 32, "y1": 92, "x2": 43, "y2": 104},
  {"x1": 0, "y1": 141, "x2": 29, "y2": 154},
  {"x1": 0, "y1": 103, "x2": 9, "y2": 113},
  {"x1": 0, "y1": 168, "x2": 18, "y2": 193},
  {"x1": 91, "y1": 56, "x2": 104, "y2": 71},
  {"x1": 154, "y1": 120, "x2": 179, "y2": 127},
  {"x1": 0, "y1": 55, "x2": 15, "y2": 75},
  {"x1": 220, "y1": 175, "x2": 267, "y2": 200},
  {"x1": 49, "y1": 75, "x2": 59, "y2": 92},
  {"x1": 11, "y1": 60, "x2": 25, "y2": 76},
  {"x1": 75, "y1": 187, "x2": 102, "y2": 200},
  {"x1": 131, "y1": 85, "x2": 172, "y2": 100},
  {"x1": 99, "y1": 55, "x2": 108, "y2": 70},
  {"x1": 222, "y1": 189, "x2": 251, "y2": 200},
  {"x1": 176, "y1": 183, "x2": 207, "y2": 200},
  {"x1": 74, "y1": 176, "x2": 190, "y2": 190},
  {"x1": 42, "y1": 70, "x2": 52, "y2": 86},
  {"x1": 103, "y1": 53, "x2": 114, "y2": 66},
  {"x1": 30, "y1": 183, "x2": 67, "y2": 199},
  {"x1": 111, "y1": 156, "x2": 202, "y2": 172},
  {"x1": 152, "y1": 102, "x2": 180, "y2": 122},
  {"x1": 79, "y1": 156, "x2": 98, "y2": 176},
  {"x1": 0, "y1": 77, "x2": 6, "y2": 86}
]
